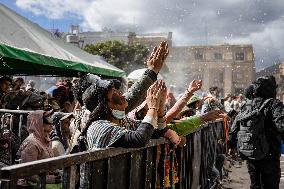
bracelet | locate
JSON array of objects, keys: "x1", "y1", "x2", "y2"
[
  {"x1": 143, "y1": 115, "x2": 158, "y2": 128},
  {"x1": 149, "y1": 107, "x2": 158, "y2": 111},
  {"x1": 185, "y1": 89, "x2": 193, "y2": 95}
]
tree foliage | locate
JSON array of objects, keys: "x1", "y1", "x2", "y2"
[{"x1": 84, "y1": 40, "x2": 149, "y2": 74}]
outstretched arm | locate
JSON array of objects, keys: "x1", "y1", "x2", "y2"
[
  {"x1": 165, "y1": 80, "x2": 202, "y2": 123},
  {"x1": 125, "y1": 41, "x2": 169, "y2": 113}
]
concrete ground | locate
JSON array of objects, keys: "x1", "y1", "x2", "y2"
[{"x1": 222, "y1": 156, "x2": 284, "y2": 189}]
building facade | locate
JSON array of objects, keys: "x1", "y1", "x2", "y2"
[
  {"x1": 165, "y1": 44, "x2": 256, "y2": 96},
  {"x1": 256, "y1": 63, "x2": 284, "y2": 102},
  {"x1": 64, "y1": 25, "x2": 172, "y2": 50}
]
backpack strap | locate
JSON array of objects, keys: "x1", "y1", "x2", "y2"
[{"x1": 258, "y1": 98, "x2": 273, "y2": 112}]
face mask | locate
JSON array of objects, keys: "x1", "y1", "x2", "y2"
[{"x1": 111, "y1": 109, "x2": 125, "y2": 119}]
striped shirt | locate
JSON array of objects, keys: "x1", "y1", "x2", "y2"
[
  {"x1": 86, "y1": 119, "x2": 136, "y2": 150},
  {"x1": 86, "y1": 117, "x2": 155, "y2": 150}
]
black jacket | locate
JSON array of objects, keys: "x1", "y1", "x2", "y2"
[{"x1": 229, "y1": 97, "x2": 284, "y2": 159}]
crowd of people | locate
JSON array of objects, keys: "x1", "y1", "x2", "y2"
[{"x1": 0, "y1": 41, "x2": 283, "y2": 189}]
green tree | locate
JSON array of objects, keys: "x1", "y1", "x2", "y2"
[{"x1": 84, "y1": 40, "x2": 149, "y2": 74}]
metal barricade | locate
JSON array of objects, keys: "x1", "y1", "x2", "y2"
[{"x1": 0, "y1": 118, "x2": 225, "y2": 189}]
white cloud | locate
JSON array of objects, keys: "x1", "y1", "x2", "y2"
[
  {"x1": 16, "y1": 0, "x2": 88, "y2": 19},
  {"x1": 15, "y1": 0, "x2": 284, "y2": 69}
]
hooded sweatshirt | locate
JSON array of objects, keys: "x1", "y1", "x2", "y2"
[
  {"x1": 17, "y1": 111, "x2": 59, "y2": 184},
  {"x1": 17, "y1": 110, "x2": 54, "y2": 163}
]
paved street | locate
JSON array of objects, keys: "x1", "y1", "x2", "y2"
[{"x1": 223, "y1": 155, "x2": 284, "y2": 189}]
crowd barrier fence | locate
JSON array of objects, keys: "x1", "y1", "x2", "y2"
[{"x1": 0, "y1": 109, "x2": 225, "y2": 189}]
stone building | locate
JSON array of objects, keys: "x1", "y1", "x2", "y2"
[
  {"x1": 128, "y1": 32, "x2": 172, "y2": 51},
  {"x1": 165, "y1": 44, "x2": 256, "y2": 96},
  {"x1": 64, "y1": 25, "x2": 172, "y2": 49},
  {"x1": 256, "y1": 63, "x2": 284, "y2": 102}
]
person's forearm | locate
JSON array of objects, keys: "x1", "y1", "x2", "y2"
[
  {"x1": 167, "y1": 116, "x2": 202, "y2": 136},
  {"x1": 165, "y1": 91, "x2": 193, "y2": 123}
]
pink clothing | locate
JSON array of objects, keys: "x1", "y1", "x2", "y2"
[{"x1": 18, "y1": 111, "x2": 54, "y2": 163}]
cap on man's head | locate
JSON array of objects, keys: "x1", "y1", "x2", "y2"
[{"x1": 187, "y1": 95, "x2": 202, "y2": 106}]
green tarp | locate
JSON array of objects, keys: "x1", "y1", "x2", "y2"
[{"x1": 0, "y1": 4, "x2": 125, "y2": 77}]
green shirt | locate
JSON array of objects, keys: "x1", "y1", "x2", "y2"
[{"x1": 167, "y1": 116, "x2": 202, "y2": 136}]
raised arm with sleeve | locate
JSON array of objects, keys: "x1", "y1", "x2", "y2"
[
  {"x1": 125, "y1": 41, "x2": 169, "y2": 113},
  {"x1": 124, "y1": 69, "x2": 157, "y2": 113},
  {"x1": 165, "y1": 80, "x2": 202, "y2": 123},
  {"x1": 113, "y1": 85, "x2": 160, "y2": 148},
  {"x1": 165, "y1": 91, "x2": 193, "y2": 123}
]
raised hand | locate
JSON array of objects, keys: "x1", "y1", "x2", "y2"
[
  {"x1": 146, "y1": 41, "x2": 169, "y2": 74},
  {"x1": 187, "y1": 80, "x2": 202, "y2": 94},
  {"x1": 146, "y1": 82, "x2": 160, "y2": 110}
]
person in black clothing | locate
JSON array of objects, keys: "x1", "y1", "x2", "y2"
[{"x1": 229, "y1": 75, "x2": 284, "y2": 189}]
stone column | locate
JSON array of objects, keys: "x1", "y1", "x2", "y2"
[
  {"x1": 224, "y1": 63, "x2": 233, "y2": 95},
  {"x1": 203, "y1": 64, "x2": 210, "y2": 91}
]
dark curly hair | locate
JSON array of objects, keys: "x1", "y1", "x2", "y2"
[{"x1": 78, "y1": 80, "x2": 115, "y2": 151}]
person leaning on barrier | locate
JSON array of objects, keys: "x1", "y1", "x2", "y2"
[
  {"x1": 228, "y1": 76, "x2": 284, "y2": 189},
  {"x1": 17, "y1": 110, "x2": 61, "y2": 185},
  {"x1": 69, "y1": 41, "x2": 170, "y2": 153},
  {"x1": 79, "y1": 80, "x2": 175, "y2": 149}
]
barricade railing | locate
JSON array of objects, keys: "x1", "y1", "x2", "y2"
[
  {"x1": 0, "y1": 109, "x2": 73, "y2": 166},
  {"x1": 0, "y1": 116, "x2": 225, "y2": 189}
]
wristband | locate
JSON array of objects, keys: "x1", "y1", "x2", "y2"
[
  {"x1": 185, "y1": 89, "x2": 193, "y2": 96},
  {"x1": 142, "y1": 115, "x2": 158, "y2": 128}
]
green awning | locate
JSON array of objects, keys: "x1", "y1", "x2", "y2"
[
  {"x1": 0, "y1": 4, "x2": 125, "y2": 77},
  {"x1": 0, "y1": 43, "x2": 125, "y2": 77}
]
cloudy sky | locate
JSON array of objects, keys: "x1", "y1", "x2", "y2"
[{"x1": 2, "y1": 0, "x2": 284, "y2": 70}]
